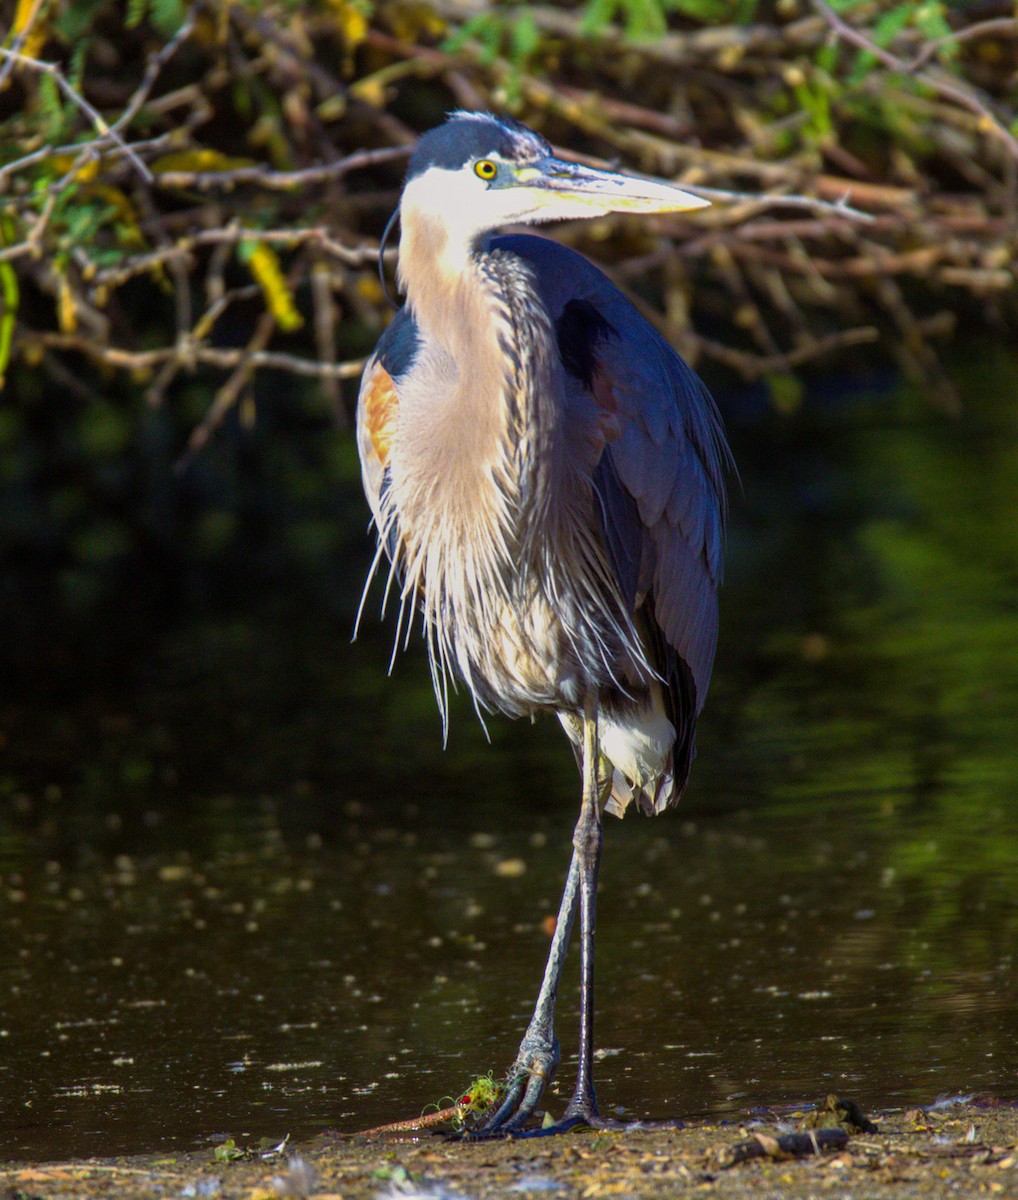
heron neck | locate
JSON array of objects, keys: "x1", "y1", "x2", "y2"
[
  {"x1": 396, "y1": 210, "x2": 488, "y2": 346},
  {"x1": 392, "y1": 209, "x2": 516, "y2": 515}
]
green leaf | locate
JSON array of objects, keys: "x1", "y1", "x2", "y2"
[
  {"x1": 621, "y1": 0, "x2": 666, "y2": 40},
  {"x1": 442, "y1": 12, "x2": 501, "y2": 58},
  {"x1": 53, "y1": 0, "x2": 108, "y2": 42},
  {"x1": 666, "y1": 0, "x2": 733, "y2": 21},
  {"x1": 478, "y1": 15, "x2": 503, "y2": 63},
  {"x1": 765, "y1": 372, "x2": 805, "y2": 417},
  {"x1": 37, "y1": 72, "x2": 65, "y2": 140},
  {"x1": 67, "y1": 39, "x2": 91, "y2": 90},
  {"x1": 125, "y1": 0, "x2": 150, "y2": 30},
  {"x1": 816, "y1": 41, "x2": 840, "y2": 74},
  {"x1": 580, "y1": 0, "x2": 620, "y2": 39},
  {"x1": 509, "y1": 9, "x2": 540, "y2": 65},
  {"x1": 151, "y1": 0, "x2": 186, "y2": 37},
  {"x1": 915, "y1": 1, "x2": 951, "y2": 42},
  {"x1": 213, "y1": 1139, "x2": 245, "y2": 1163},
  {"x1": 872, "y1": 4, "x2": 914, "y2": 49}
]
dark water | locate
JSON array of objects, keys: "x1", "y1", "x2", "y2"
[{"x1": 2, "y1": 348, "x2": 1017, "y2": 1161}]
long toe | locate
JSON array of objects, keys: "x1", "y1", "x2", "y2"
[
  {"x1": 511, "y1": 1110, "x2": 630, "y2": 1140},
  {"x1": 472, "y1": 1035, "x2": 560, "y2": 1136}
]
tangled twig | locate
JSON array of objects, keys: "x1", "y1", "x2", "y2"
[{"x1": 1, "y1": 0, "x2": 1015, "y2": 427}]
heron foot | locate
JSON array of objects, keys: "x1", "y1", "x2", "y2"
[
  {"x1": 465, "y1": 1106, "x2": 629, "y2": 1141},
  {"x1": 513, "y1": 1111, "x2": 630, "y2": 1138},
  {"x1": 471, "y1": 1031, "x2": 560, "y2": 1136}
]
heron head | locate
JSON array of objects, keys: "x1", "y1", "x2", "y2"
[{"x1": 400, "y1": 112, "x2": 709, "y2": 242}]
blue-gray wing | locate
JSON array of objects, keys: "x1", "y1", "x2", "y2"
[{"x1": 496, "y1": 234, "x2": 731, "y2": 744}]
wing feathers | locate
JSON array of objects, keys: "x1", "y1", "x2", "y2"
[
  {"x1": 502, "y1": 233, "x2": 729, "y2": 719},
  {"x1": 598, "y1": 346, "x2": 725, "y2": 712}
]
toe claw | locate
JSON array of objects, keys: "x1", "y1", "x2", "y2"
[{"x1": 474, "y1": 1037, "x2": 560, "y2": 1135}]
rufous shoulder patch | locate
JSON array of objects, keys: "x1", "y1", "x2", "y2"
[{"x1": 363, "y1": 365, "x2": 399, "y2": 467}]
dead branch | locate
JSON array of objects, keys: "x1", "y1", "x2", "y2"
[
  {"x1": 1, "y1": 0, "x2": 1015, "y2": 424},
  {"x1": 715, "y1": 1128, "x2": 850, "y2": 1169}
]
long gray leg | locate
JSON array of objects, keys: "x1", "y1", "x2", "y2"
[
  {"x1": 521, "y1": 694, "x2": 621, "y2": 1136},
  {"x1": 478, "y1": 848, "x2": 580, "y2": 1132},
  {"x1": 562, "y1": 694, "x2": 603, "y2": 1123},
  {"x1": 479, "y1": 694, "x2": 611, "y2": 1137}
]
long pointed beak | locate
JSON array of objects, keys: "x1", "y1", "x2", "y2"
[{"x1": 517, "y1": 156, "x2": 709, "y2": 215}]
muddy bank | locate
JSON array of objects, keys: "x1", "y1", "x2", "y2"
[{"x1": 4, "y1": 1099, "x2": 1016, "y2": 1199}]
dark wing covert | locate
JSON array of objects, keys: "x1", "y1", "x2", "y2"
[{"x1": 495, "y1": 234, "x2": 731, "y2": 789}]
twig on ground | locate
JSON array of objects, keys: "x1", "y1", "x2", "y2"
[{"x1": 715, "y1": 1128, "x2": 850, "y2": 1169}]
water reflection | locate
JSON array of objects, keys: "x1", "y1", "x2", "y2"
[{"x1": 1, "y1": 347, "x2": 1017, "y2": 1160}]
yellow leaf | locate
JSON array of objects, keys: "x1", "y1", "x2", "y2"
[
  {"x1": 388, "y1": 3, "x2": 445, "y2": 42},
  {"x1": 12, "y1": 0, "x2": 37, "y2": 34},
  {"x1": 95, "y1": 185, "x2": 144, "y2": 247},
  {"x1": 57, "y1": 279, "x2": 77, "y2": 334},
  {"x1": 75, "y1": 158, "x2": 101, "y2": 183},
  {"x1": 355, "y1": 274, "x2": 384, "y2": 305},
  {"x1": 349, "y1": 74, "x2": 389, "y2": 108},
  {"x1": 0, "y1": 256, "x2": 18, "y2": 391},
  {"x1": 150, "y1": 149, "x2": 257, "y2": 174},
  {"x1": 242, "y1": 241, "x2": 303, "y2": 332},
  {"x1": 327, "y1": 0, "x2": 372, "y2": 73},
  {"x1": 11, "y1": 0, "x2": 50, "y2": 59},
  {"x1": 317, "y1": 93, "x2": 347, "y2": 121},
  {"x1": 329, "y1": 0, "x2": 368, "y2": 47},
  {"x1": 45, "y1": 153, "x2": 102, "y2": 184}
]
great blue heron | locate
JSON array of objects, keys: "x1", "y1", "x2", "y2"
[{"x1": 356, "y1": 112, "x2": 730, "y2": 1135}]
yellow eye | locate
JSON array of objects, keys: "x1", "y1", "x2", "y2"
[{"x1": 474, "y1": 159, "x2": 498, "y2": 181}]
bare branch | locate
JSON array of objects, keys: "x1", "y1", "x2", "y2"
[
  {"x1": 28, "y1": 331, "x2": 366, "y2": 381},
  {"x1": 150, "y1": 146, "x2": 410, "y2": 192},
  {"x1": 1, "y1": 0, "x2": 1015, "y2": 435},
  {"x1": 109, "y1": 13, "x2": 199, "y2": 135},
  {"x1": 0, "y1": 48, "x2": 153, "y2": 182}
]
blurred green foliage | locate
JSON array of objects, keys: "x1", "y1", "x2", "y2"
[
  {"x1": 701, "y1": 343, "x2": 1018, "y2": 932},
  {"x1": 459, "y1": 0, "x2": 957, "y2": 48}
]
